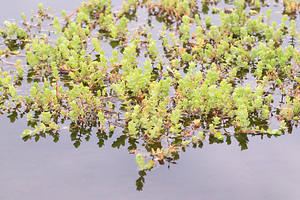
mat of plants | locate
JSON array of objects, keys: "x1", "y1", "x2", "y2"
[{"x1": 1, "y1": 0, "x2": 300, "y2": 196}]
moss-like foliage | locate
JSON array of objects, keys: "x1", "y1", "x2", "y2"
[{"x1": 1, "y1": 0, "x2": 300, "y2": 190}]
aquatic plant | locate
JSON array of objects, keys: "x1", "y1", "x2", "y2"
[
  {"x1": 283, "y1": 0, "x2": 299, "y2": 14},
  {"x1": 1, "y1": 0, "x2": 300, "y2": 190}
]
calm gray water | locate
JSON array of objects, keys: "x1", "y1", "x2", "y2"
[{"x1": 1, "y1": 1, "x2": 300, "y2": 200}]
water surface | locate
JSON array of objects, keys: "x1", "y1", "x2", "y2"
[{"x1": 1, "y1": 1, "x2": 300, "y2": 199}]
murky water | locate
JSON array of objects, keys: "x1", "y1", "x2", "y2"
[{"x1": 1, "y1": 1, "x2": 300, "y2": 199}]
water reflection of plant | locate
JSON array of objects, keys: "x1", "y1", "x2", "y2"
[{"x1": 0, "y1": 0, "x2": 300, "y2": 191}]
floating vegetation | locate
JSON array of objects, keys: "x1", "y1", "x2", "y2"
[
  {"x1": 283, "y1": 0, "x2": 300, "y2": 14},
  {"x1": 1, "y1": 0, "x2": 300, "y2": 190}
]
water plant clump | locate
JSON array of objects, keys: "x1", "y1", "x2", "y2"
[{"x1": 1, "y1": 0, "x2": 300, "y2": 189}]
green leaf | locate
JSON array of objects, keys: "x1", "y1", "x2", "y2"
[
  {"x1": 136, "y1": 153, "x2": 146, "y2": 170},
  {"x1": 214, "y1": 131, "x2": 224, "y2": 141}
]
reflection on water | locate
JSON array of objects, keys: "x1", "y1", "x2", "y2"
[
  {"x1": 1, "y1": 0, "x2": 300, "y2": 199},
  {"x1": 2, "y1": 113, "x2": 300, "y2": 199}
]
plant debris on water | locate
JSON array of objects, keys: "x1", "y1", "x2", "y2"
[{"x1": 1, "y1": 0, "x2": 300, "y2": 190}]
